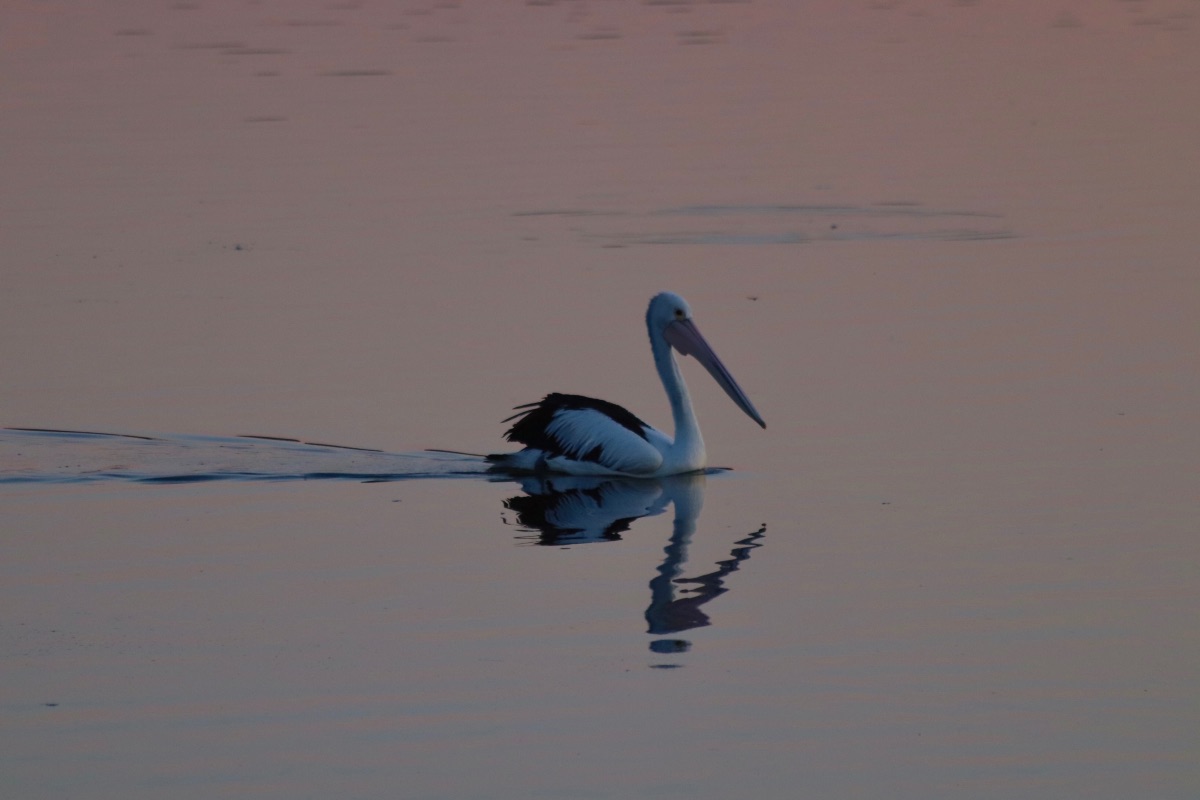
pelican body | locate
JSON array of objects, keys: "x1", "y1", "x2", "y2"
[{"x1": 487, "y1": 292, "x2": 765, "y2": 477}]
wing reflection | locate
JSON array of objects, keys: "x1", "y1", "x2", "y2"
[
  {"x1": 501, "y1": 473, "x2": 766, "y2": 650},
  {"x1": 502, "y1": 474, "x2": 673, "y2": 545}
]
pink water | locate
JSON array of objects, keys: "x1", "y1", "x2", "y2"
[{"x1": 2, "y1": 1, "x2": 1197, "y2": 798}]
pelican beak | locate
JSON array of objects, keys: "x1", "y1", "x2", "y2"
[{"x1": 664, "y1": 319, "x2": 766, "y2": 429}]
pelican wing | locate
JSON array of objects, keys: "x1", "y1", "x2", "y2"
[{"x1": 498, "y1": 393, "x2": 664, "y2": 475}]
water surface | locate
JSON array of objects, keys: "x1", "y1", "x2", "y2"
[{"x1": 2, "y1": 1, "x2": 1197, "y2": 798}]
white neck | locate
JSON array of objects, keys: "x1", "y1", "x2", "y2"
[{"x1": 651, "y1": 330, "x2": 706, "y2": 471}]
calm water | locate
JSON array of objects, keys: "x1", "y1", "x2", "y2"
[{"x1": 3, "y1": 1, "x2": 1198, "y2": 798}]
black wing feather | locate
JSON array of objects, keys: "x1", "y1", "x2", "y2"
[{"x1": 502, "y1": 393, "x2": 651, "y2": 462}]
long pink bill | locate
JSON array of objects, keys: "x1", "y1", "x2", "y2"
[{"x1": 664, "y1": 319, "x2": 766, "y2": 428}]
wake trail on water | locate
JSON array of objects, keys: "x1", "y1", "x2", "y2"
[{"x1": 0, "y1": 428, "x2": 493, "y2": 485}]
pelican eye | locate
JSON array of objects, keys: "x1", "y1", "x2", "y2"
[{"x1": 674, "y1": 309, "x2": 685, "y2": 319}]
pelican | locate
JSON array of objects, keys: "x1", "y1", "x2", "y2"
[{"x1": 487, "y1": 292, "x2": 765, "y2": 476}]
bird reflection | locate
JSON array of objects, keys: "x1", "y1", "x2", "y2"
[{"x1": 501, "y1": 472, "x2": 766, "y2": 650}]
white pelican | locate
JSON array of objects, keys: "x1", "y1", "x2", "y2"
[{"x1": 487, "y1": 292, "x2": 765, "y2": 476}]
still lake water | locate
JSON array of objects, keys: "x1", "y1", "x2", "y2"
[{"x1": 2, "y1": 1, "x2": 1198, "y2": 798}]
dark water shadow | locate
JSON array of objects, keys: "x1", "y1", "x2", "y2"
[
  {"x1": 500, "y1": 472, "x2": 767, "y2": 660},
  {"x1": 514, "y1": 201, "x2": 1014, "y2": 246}
]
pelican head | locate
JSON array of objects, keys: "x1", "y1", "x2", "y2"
[{"x1": 647, "y1": 292, "x2": 766, "y2": 429}]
